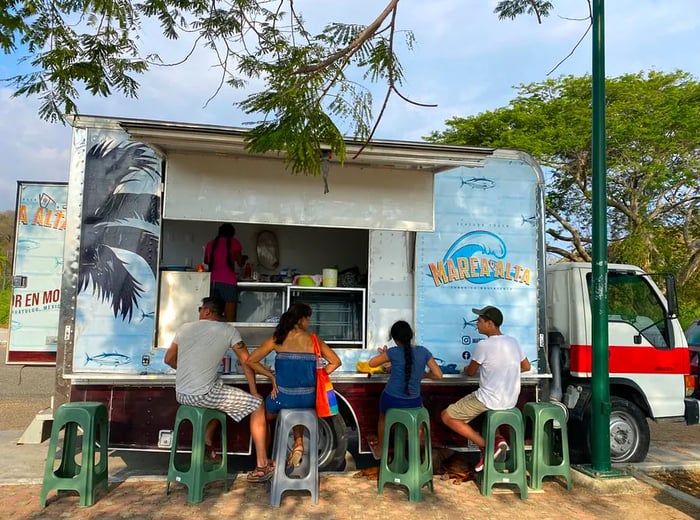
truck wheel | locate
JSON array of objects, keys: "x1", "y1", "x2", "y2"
[
  {"x1": 609, "y1": 397, "x2": 650, "y2": 463},
  {"x1": 317, "y1": 415, "x2": 347, "y2": 472}
]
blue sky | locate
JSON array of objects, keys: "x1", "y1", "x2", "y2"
[{"x1": 1, "y1": 0, "x2": 699, "y2": 211}]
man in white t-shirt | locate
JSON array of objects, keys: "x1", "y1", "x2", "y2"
[
  {"x1": 164, "y1": 297, "x2": 274, "y2": 482},
  {"x1": 440, "y1": 305, "x2": 530, "y2": 472}
]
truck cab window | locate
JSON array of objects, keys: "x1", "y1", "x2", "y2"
[{"x1": 587, "y1": 272, "x2": 669, "y2": 349}]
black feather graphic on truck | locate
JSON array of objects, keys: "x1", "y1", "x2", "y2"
[{"x1": 78, "y1": 140, "x2": 161, "y2": 322}]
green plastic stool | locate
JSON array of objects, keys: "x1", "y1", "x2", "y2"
[
  {"x1": 39, "y1": 401, "x2": 109, "y2": 507},
  {"x1": 479, "y1": 408, "x2": 528, "y2": 499},
  {"x1": 165, "y1": 405, "x2": 228, "y2": 504},
  {"x1": 377, "y1": 407, "x2": 434, "y2": 502},
  {"x1": 523, "y1": 402, "x2": 572, "y2": 490}
]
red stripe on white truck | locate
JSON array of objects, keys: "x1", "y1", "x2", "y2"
[{"x1": 569, "y1": 344, "x2": 690, "y2": 375}]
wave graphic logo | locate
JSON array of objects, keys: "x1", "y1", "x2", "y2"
[{"x1": 427, "y1": 231, "x2": 532, "y2": 287}]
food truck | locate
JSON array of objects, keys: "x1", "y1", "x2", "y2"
[{"x1": 36, "y1": 114, "x2": 695, "y2": 468}]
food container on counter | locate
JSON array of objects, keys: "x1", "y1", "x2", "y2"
[
  {"x1": 296, "y1": 275, "x2": 316, "y2": 286},
  {"x1": 322, "y1": 268, "x2": 338, "y2": 287}
]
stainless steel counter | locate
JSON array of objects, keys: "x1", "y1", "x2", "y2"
[{"x1": 65, "y1": 372, "x2": 550, "y2": 386}]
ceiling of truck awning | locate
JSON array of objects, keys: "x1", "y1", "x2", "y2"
[{"x1": 116, "y1": 118, "x2": 496, "y2": 173}]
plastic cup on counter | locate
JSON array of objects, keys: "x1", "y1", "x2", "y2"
[{"x1": 322, "y1": 268, "x2": 338, "y2": 287}]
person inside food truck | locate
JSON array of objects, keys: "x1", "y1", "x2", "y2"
[
  {"x1": 164, "y1": 296, "x2": 275, "y2": 482},
  {"x1": 246, "y1": 302, "x2": 342, "y2": 475},
  {"x1": 440, "y1": 305, "x2": 530, "y2": 472},
  {"x1": 203, "y1": 223, "x2": 248, "y2": 322},
  {"x1": 366, "y1": 320, "x2": 443, "y2": 459}
]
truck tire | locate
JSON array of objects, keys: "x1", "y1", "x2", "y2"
[
  {"x1": 568, "y1": 396, "x2": 650, "y2": 464},
  {"x1": 609, "y1": 396, "x2": 650, "y2": 463},
  {"x1": 317, "y1": 414, "x2": 347, "y2": 472}
]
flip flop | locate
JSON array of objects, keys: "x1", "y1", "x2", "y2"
[
  {"x1": 285, "y1": 445, "x2": 304, "y2": 476},
  {"x1": 246, "y1": 461, "x2": 275, "y2": 483}
]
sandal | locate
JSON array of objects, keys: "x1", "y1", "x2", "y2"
[
  {"x1": 205, "y1": 443, "x2": 222, "y2": 464},
  {"x1": 246, "y1": 461, "x2": 275, "y2": 483},
  {"x1": 287, "y1": 445, "x2": 304, "y2": 467}
]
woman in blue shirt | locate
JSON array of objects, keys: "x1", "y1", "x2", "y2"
[{"x1": 367, "y1": 320, "x2": 443, "y2": 458}]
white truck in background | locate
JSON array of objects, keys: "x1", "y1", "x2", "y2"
[{"x1": 547, "y1": 263, "x2": 697, "y2": 462}]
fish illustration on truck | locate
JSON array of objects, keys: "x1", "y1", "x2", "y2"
[
  {"x1": 85, "y1": 352, "x2": 131, "y2": 367},
  {"x1": 460, "y1": 176, "x2": 496, "y2": 190}
]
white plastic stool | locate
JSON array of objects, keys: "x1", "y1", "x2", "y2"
[{"x1": 269, "y1": 408, "x2": 319, "y2": 507}]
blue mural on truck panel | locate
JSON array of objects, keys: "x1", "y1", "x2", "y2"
[
  {"x1": 7, "y1": 183, "x2": 68, "y2": 363},
  {"x1": 415, "y1": 160, "x2": 539, "y2": 373},
  {"x1": 72, "y1": 130, "x2": 171, "y2": 374}
]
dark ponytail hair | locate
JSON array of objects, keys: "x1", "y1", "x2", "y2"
[
  {"x1": 274, "y1": 303, "x2": 312, "y2": 344},
  {"x1": 390, "y1": 320, "x2": 414, "y2": 395},
  {"x1": 207, "y1": 224, "x2": 237, "y2": 273}
]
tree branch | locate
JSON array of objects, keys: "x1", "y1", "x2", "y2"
[
  {"x1": 547, "y1": 207, "x2": 591, "y2": 261},
  {"x1": 292, "y1": 0, "x2": 399, "y2": 75},
  {"x1": 546, "y1": 245, "x2": 580, "y2": 261}
]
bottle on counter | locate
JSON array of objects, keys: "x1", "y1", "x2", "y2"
[{"x1": 244, "y1": 262, "x2": 252, "y2": 279}]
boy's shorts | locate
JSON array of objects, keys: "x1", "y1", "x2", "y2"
[{"x1": 444, "y1": 392, "x2": 489, "y2": 422}]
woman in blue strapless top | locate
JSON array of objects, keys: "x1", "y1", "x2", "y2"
[{"x1": 247, "y1": 302, "x2": 341, "y2": 476}]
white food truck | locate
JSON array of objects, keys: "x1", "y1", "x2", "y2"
[{"x1": 18, "y1": 114, "x2": 695, "y2": 469}]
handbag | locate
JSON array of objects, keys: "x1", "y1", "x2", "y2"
[{"x1": 312, "y1": 334, "x2": 339, "y2": 417}]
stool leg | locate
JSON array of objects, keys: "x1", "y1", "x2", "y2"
[
  {"x1": 189, "y1": 417, "x2": 206, "y2": 504},
  {"x1": 80, "y1": 419, "x2": 96, "y2": 507},
  {"x1": 421, "y1": 419, "x2": 434, "y2": 494},
  {"x1": 165, "y1": 419, "x2": 181, "y2": 496},
  {"x1": 514, "y1": 423, "x2": 528, "y2": 499},
  {"x1": 98, "y1": 415, "x2": 110, "y2": 495},
  {"x1": 57, "y1": 422, "x2": 80, "y2": 478},
  {"x1": 307, "y1": 422, "x2": 319, "y2": 505},
  {"x1": 393, "y1": 423, "x2": 409, "y2": 474},
  {"x1": 407, "y1": 418, "x2": 422, "y2": 502},
  {"x1": 40, "y1": 421, "x2": 64, "y2": 507}
]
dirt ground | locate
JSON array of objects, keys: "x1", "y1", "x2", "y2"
[{"x1": 649, "y1": 470, "x2": 700, "y2": 499}]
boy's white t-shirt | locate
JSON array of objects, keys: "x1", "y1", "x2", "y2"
[{"x1": 472, "y1": 334, "x2": 525, "y2": 409}]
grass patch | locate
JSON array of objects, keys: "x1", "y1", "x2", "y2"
[{"x1": 0, "y1": 287, "x2": 10, "y2": 327}]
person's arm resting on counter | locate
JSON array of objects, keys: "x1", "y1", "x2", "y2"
[
  {"x1": 520, "y1": 357, "x2": 531, "y2": 373},
  {"x1": 164, "y1": 343, "x2": 178, "y2": 369},
  {"x1": 231, "y1": 341, "x2": 259, "y2": 397},
  {"x1": 246, "y1": 338, "x2": 278, "y2": 397},
  {"x1": 464, "y1": 359, "x2": 479, "y2": 377}
]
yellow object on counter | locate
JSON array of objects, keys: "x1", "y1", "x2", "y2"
[{"x1": 356, "y1": 360, "x2": 387, "y2": 375}]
